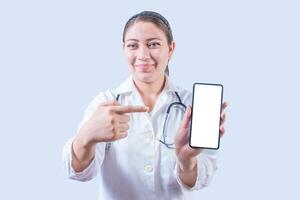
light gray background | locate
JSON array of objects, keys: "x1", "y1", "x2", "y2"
[{"x1": 0, "y1": 0, "x2": 299, "y2": 199}]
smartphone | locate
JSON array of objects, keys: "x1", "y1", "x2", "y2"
[{"x1": 189, "y1": 83, "x2": 223, "y2": 149}]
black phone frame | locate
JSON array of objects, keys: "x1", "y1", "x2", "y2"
[{"x1": 189, "y1": 82, "x2": 224, "y2": 150}]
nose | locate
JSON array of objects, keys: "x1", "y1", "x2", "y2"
[{"x1": 137, "y1": 45, "x2": 150, "y2": 61}]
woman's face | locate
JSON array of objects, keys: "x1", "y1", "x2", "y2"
[{"x1": 123, "y1": 21, "x2": 175, "y2": 83}]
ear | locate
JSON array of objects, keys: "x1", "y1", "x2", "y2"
[{"x1": 168, "y1": 41, "x2": 176, "y2": 59}]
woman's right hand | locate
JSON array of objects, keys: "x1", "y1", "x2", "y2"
[
  {"x1": 77, "y1": 100, "x2": 149, "y2": 146},
  {"x1": 71, "y1": 100, "x2": 148, "y2": 172}
]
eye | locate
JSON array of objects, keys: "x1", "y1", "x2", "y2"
[
  {"x1": 148, "y1": 42, "x2": 161, "y2": 49},
  {"x1": 126, "y1": 43, "x2": 138, "y2": 50}
]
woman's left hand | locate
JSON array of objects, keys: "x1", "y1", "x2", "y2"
[{"x1": 175, "y1": 102, "x2": 228, "y2": 168}]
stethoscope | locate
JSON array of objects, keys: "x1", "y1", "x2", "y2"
[{"x1": 115, "y1": 91, "x2": 186, "y2": 149}]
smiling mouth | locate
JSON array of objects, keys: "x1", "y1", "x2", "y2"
[
  {"x1": 135, "y1": 64, "x2": 154, "y2": 68},
  {"x1": 134, "y1": 64, "x2": 155, "y2": 72}
]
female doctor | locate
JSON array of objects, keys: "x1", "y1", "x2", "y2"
[{"x1": 63, "y1": 11, "x2": 228, "y2": 200}]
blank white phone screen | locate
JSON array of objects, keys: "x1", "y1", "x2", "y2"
[{"x1": 190, "y1": 84, "x2": 223, "y2": 149}]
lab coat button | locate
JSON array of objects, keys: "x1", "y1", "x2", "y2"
[{"x1": 144, "y1": 165, "x2": 153, "y2": 172}]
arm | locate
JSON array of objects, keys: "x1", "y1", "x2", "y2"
[
  {"x1": 175, "y1": 102, "x2": 228, "y2": 189},
  {"x1": 71, "y1": 132, "x2": 97, "y2": 172},
  {"x1": 62, "y1": 97, "x2": 148, "y2": 181},
  {"x1": 62, "y1": 136, "x2": 105, "y2": 182},
  {"x1": 71, "y1": 100, "x2": 148, "y2": 171},
  {"x1": 62, "y1": 95, "x2": 108, "y2": 181},
  {"x1": 177, "y1": 157, "x2": 198, "y2": 187},
  {"x1": 175, "y1": 150, "x2": 218, "y2": 190}
]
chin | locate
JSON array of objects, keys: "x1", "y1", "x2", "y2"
[{"x1": 134, "y1": 72, "x2": 157, "y2": 83}]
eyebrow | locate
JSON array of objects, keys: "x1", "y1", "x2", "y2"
[{"x1": 125, "y1": 38, "x2": 163, "y2": 42}]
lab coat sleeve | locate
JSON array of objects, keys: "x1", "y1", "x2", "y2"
[
  {"x1": 62, "y1": 91, "x2": 110, "y2": 181},
  {"x1": 174, "y1": 149, "x2": 218, "y2": 191},
  {"x1": 62, "y1": 138, "x2": 106, "y2": 181}
]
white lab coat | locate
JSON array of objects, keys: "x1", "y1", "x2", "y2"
[{"x1": 62, "y1": 76, "x2": 218, "y2": 200}]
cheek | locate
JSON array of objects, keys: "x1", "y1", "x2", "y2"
[
  {"x1": 153, "y1": 50, "x2": 169, "y2": 64},
  {"x1": 124, "y1": 52, "x2": 135, "y2": 65}
]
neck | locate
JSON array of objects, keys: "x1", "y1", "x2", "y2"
[{"x1": 133, "y1": 75, "x2": 166, "y2": 97}]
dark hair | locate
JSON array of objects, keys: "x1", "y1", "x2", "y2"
[{"x1": 122, "y1": 11, "x2": 173, "y2": 76}]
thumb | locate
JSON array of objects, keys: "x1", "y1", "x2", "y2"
[
  {"x1": 100, "y1": 100, "x2": 120, "y2": 106},
  {"x1": 181, "y1": 106, "x2": 192, "y2": 129}
]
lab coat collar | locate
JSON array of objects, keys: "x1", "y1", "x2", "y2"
[{"x1": 114, "y1": 75, "x2": 178, "y2": 95}]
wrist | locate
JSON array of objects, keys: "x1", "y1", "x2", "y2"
[
  {"x1": 75, "y1": 131, "x2": 95, "y2": 149},
  {"x1": 78, "y1": 123, "x2": 101, "y2": 146},
  {"x1": 178, "y1": 157, "x2": 197, "y2": 172},
  {"x1": 71, "y1": 136, "x2": 96, "y2": 172}
]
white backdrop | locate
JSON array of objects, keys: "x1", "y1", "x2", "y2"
[{"x1": 0, "y1": 0, "x2": 299, "y2": 199}]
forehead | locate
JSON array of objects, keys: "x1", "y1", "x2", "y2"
[{"x1": 124, "y1": 21, "x2": 167, "y2": 42}]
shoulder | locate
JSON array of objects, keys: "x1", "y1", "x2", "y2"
[
  {"x1": 86, "y1": 76, "x2": 132, "y2": 110},
  {"x1": 93, "y1": 76, "x2": 133, "y2": 102},
  {"x1": 93, "y1": 89, "x2": 117, "y2": 103},
  {"x1": 85, "y1": 84, "x2": 125, "y2": 112},
  {"x1": 81, "y1": 90, "x2": 114, "y2": 116}
]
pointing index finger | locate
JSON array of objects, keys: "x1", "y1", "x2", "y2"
[{"x1": 111, "y1": 105, "x2": 149, "y2": 114}]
